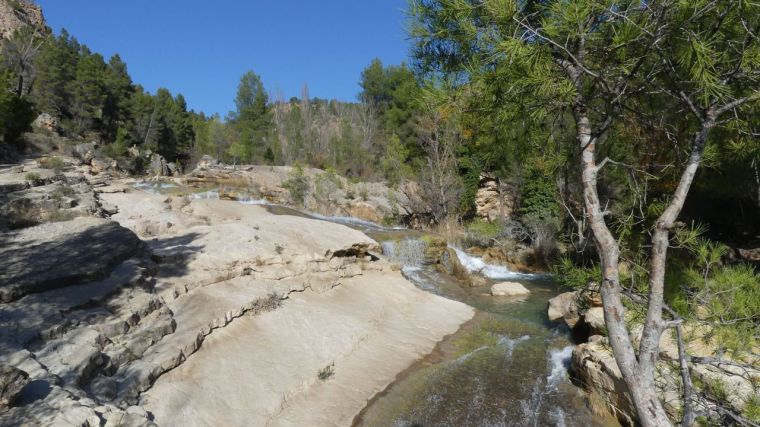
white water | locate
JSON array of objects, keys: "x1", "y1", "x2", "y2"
[
  {"x1": 449, "y1": 246, "x2": 546, "y2": 280},
  {"x1": 308, "y1": 212, "x2": 391, "y2": 231},
  {"x1": 132, "y1": 181, "x2": 178, "y2": 193},
  {"x1": 498, "y1": 334, "x2": 530, "y2": 358},
  {"x1": 546, "y1": 345, "x2": 574, "y2": 389},
  {"x1": 382, "y1": 239, "x2": 427, "y2": 266}
]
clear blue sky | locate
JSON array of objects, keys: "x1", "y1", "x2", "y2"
[{"x1": 36, "y1": 0, "x2": 411, "y2": 116}]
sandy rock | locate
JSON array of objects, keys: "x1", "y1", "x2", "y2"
[
  {"x1": 475, "y1": 172, "x2": 514, "y2": 222},
  {"x1": 547, "y1": 291, "x2": 576, "y2": 321},
  {"x1": 491, "y1": 281, "x2": 530, "y2": 297},
  {"x1": 32, "y1": 113, "x2": 59, "y2": 134},
  {"x1": 583, "y1": 307, "x2": 606, "y2": 333}
]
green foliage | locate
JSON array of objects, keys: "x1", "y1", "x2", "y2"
[
  {"x1": 283, "y1": 164, "x2": 309, "y2": 205},
  {"x1": 380, "y1": 133, "x2": 411, "y2": 187},
  {"x1": 744, "y1": 394, "x2": 760, "y2": 423},
  {"x1": 0, "y1": 70, "x2": 35, "y2": 149},
  {"x1": 39, "y1": 156, "x2": 65, "y2": 174},
  {"x1": 551, "y1": 257, "x2": 601, "y2": 290},
  {"x1": 24, "y1": 172, "x2": 40, "y2": 182},
  {"x1": 228, "y1": 71, "x2": 275, "y2": 164}
]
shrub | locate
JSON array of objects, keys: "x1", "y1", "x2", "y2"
[
  {"x1": 24, "y1": 172, "x2": 40, "y2": 182},
  {"x1": 40, "y1": 156, "x2": 65, "y2": 174},
  {"x1": 318, "y1": 362, "x2": 335, "y2": 381},
  {"x1": 282, "y1": 164, "x2": 309, "y2": 205}
]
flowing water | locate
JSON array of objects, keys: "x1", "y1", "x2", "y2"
[{"x1": 135, "y1": 182, "x2": 616, "y2": 427}]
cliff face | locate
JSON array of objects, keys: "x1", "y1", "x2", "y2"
[{"x1": 0, "y1": 0, "x2": 47, "y2": 39}]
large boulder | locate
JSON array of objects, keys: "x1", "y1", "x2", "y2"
[
  {"x1": 149, "y1": 154, "x2": 169, "y2": 177},
  {"x1": 490, "y1": 281, "x2": 530, "y2": 297},
  {"x1": 32, "y1": 113, "x2": 59, "y2": 134},
  {"x1": 73, "y1": 142, "x2": 97, "y2": 166},
  {"x1": 474, "y1": 172, "x2": 514, "y2": 222},
  {"x1": 572, "y1": 341, "x2": 636, "y2": 426},
  {"x1": 0, "y1": 365, "x2": 29, "y2": 412},
  {"x1": 547, "y1": 291, "x2": 581, "y2": 328},
  {"x1": 583, "y1": 307, "x2": 606, "y2": 333}
]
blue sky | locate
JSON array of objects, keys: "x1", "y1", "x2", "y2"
[{"x1": 36, "y1": 0, "x2": 411, "y2": 116}]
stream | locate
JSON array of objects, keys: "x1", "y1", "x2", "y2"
[{"x1": 135, "y1": 182, "x2": 616, "y2": 427}]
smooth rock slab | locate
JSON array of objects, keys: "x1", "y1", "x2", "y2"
[{"x1": 141, "y1": 270, "x2": 474, "y2": 426}]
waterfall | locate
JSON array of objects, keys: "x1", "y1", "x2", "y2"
[
  {"x1": 546, "y1": 345, "x2": 573, "y2": 389},
  {"x1": 449, "y1": 246, "x2": 546, "y2": 280},
  {"x1": 382, "y1": 239, "x2": 427, "y2": 267}
]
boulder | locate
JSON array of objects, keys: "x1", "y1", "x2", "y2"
[
  {"x1": 0, "y1": 365, "x2": 29, "y2": 412},
  {"x1": 572, "y1": 342, "x2": 636, "y2": 426},
  {"x1": 73, "y1": 142, "x2": 97, "y2": 166},
  {"x1": 32, "y1": 113, "x2": 59, "y2": 134},
  {"x1": 474, "y1": 172, "x2": 514, "y2": 222},
  {"x1": 547, "y1": 291, "x2": 581, "y2": 329},
  {"x1": 583, "y1": 307, "x2": 606, "y2": 333},
  {"x1": 490, "y1": 281, "x2": 530, "y2": 297},
  {"x1": 193, "y1": 155, "x2": 220, "y2": 172},
  {"x1": 149, "y1": 154, "x2": 168, "y2": 177}
]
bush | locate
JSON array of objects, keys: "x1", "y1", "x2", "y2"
[
  {"x1": 39, "y1": 156, "x2": 65, "y2": 174},
  {"x1": 317, "y1": 362, "x2": 335, "y2": 381},
  {"x1": 282, "y1": 164, "x2": 309, "y2": 205},
  {"x1": 24, "y1": 172, "x2": 40, "y2": 182}
]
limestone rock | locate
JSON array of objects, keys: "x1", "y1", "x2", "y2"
[
  {"x1": 475, "y1": 172, "x2": 514, "y2": 222},
  {"x1": 149, "y1": 154, "x2": 168, "y2": 176},
  {"x1": 74, "y1": 142, "x2": 97, "y2": 166},
  {"x1": 572, "y1": 341, "x2": 635, "y2": 426},
  {"x1": 0, "y1": 217, "x2": 142, "y2": 302},
  {"x1": 0, "y1": 0, "x2": 47, "y2": 40},
  {"x1": 583, "y1": 307, "x2": 606, "y2": 333},
  {"x1": 547, "y1": 291, "x2": 577, "y2": 322},
  {"x1": 491, "y1": 281, "x2": 530, "y2": 297},
  {"x1": 32, "y1": 113, "x2": 59, "y2": 134},
  {"x1": 0, "y1": 365, "x2": 29, "y2": 412},
  {"x1": 547, "y1": 291, "x2": 581, "y2": 328}
]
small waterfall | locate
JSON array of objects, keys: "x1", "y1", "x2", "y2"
[
  {"x1": 382, "y1": 239, "x2": 427, "y2": 267},
  {"x1": 546, "y1": 345, "x2": 573, "y2": 389},
  {"x1": 449, "y1": 246, "x2": 545, "y2": 280},
  {"x1": 189, "y1": 190, "x2": 220, "y2": 200}
]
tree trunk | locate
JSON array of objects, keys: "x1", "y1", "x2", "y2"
[{"x1": 573, "y1": 106, "x2": 673, "y2": 427}]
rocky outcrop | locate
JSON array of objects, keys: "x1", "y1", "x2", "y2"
[
  {"x1": 32, "y1": 113, "x2": 59, "y2": 134},
  {"x1": 490, "y1": 281, "x2": 530, "y2": 297},
  {"x1": 475, "y1": 172, "x2": 515, "y2": 222},
  {"x1": 185, "y1": 162, "x2": 413, "y2": 224},
  {"x1": 0, "y1": 365, "x2": 28, "y2": 412},
  {"x1": 0, "y1": 0, "x2": 47, "y2": 39},
  {"x1": 0, "y1": 180, "x2": 474, "y2": 426},
  {"x1": 547, "y1": 291, "x2": 581, "y2": 328}
]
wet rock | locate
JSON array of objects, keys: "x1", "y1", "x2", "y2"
[
  {"x1": 490, "y1": 281, "x2": 530, "y2": 297},
  {"x1": 0, "y1": 365, "x2": 29, "y2": 412}
]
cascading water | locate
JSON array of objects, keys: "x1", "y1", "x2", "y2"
[
  {"x1": 449, "y1": 246, "x2": 546, "y2": 280},
  {"x1": 381, "y1": 239, "x2": 427, "y2": 267}
]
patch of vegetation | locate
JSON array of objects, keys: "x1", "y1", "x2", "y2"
[
  {"x1": 274, "y1": 244, "x2": 284, "y2": 255},
  {"x1": 744, "y1": 394, "x2": 760, "y2": 423},
  {"x1": 51, "y1": 184, "x2": 75, "y2": 201},
  {"x1": 318, "y1": 362, "x2": 335, "y2": 381},
  {"x1": 39, "y1": 156, "x2": 65, "y2": 174},
  {"x1": 282, "y1": 164, "x2": 309, "y2": 205},
  {"x1": 24, "y1": 172, "x2": 40, "y2": 182}
]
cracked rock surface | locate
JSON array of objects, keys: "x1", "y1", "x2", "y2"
[{"x1": 0, "y1": 179, "x2": 474, "y2": 426}]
